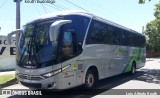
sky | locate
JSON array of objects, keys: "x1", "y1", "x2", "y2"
[{"x1": 0, "y1": 0, "x2": 159, "y2": 35}]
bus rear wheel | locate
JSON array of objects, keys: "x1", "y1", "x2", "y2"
[
  {"x1": 129, "y1": 62, "x2": 136, "y2": 75},
  {"x1": 85, "y1": 70, "x2": 97, "y2": 89}
]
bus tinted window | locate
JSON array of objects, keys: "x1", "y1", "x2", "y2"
[
  {"x1": 90, "y1": 21, "x2": 104, "y2": 43},
  {"x1": 87, "y1": 20, "x2": 118, "y2": 45},
  {"x1": 64, "y1": 15, "x2": 90, "y2": 44},
  {"x1": 86, "y1": 19, "x2": 146, "y2": 48}
]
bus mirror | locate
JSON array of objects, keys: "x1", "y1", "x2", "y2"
[
  {"x1": 7, "y1": 29, "x2": 22, "y2": 45},
  {"x1": 49, "y1": 20, "x2": 72, "y2": 42}
]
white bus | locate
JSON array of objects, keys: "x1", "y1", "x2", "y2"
[{"x1": 7, "y1": 10, "x2": 146, "y2": 89}]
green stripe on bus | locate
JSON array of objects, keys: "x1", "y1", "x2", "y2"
[{"x1": 122, "y1": 48, "x2": 140, "y2": 73}]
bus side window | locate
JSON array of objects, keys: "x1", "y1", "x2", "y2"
[
  {"x1": 61, "y1": 31, "x2": 79, "y2": 61},
  {"x1": 62, "y1": 31, "x2": 73, "y2": 56}
]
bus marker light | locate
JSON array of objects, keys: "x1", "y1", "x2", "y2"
[{"x1": 73, "y1": 64, "x2": 77, "y2": 69}]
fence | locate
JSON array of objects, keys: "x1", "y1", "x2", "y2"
[{"x1": 146, "y1": 52, "x2": 160, "y2": 58}]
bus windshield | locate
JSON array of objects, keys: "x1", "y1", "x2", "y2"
[
  {"x1": 17, "y1": 15, "x2": 90, "y2": 68},
  {"x1": 18, "y1": 21, "x2": 57, "y2": 68}
]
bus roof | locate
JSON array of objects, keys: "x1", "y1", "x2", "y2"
[
  {"x1": 27, "y1": 10, "x2": 143, "y2": 36},
  {"x1": 28, "y1": 10, "x2": 93, "y2": 23}
]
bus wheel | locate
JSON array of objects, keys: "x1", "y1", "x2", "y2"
[
  {"x1": 129, "y1": 62, "x2": 136, "y2": 75},
  {"x1": 85, "y1": 70, "x2": 97, "y2": 89}
]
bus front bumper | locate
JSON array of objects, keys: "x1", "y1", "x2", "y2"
[{"x1": 16, "y1": 73, "x2": 59, "y2": 89}]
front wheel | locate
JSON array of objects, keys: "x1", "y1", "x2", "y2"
[{"x1": 85, "y1": 70, "x2": 97, "y2": 89}]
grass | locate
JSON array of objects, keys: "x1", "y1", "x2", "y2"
[{"x1": 0, "y1": 74, "x2": 15, "y2": 85}]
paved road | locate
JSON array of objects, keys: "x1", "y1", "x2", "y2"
[{"x1": 1, "y1": 59, "x2": 160, "y2": 98}]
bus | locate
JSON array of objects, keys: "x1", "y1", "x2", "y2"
[{"x1": 7, "y1": 10, "x2": 146, "y2": 89}]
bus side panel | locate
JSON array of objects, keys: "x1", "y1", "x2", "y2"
[
  {"x1": 76, "y1": 60, "x2": 84, "y2": 86},
  {"x1": 81, "y1": 44, "x2": 113, "y2": 80},
  {"x1": 60, "y1": 57, "x2": 78, "y2": 89},
  {"x1": 136, "y1": 47, "x2": 146, "y2": 69},
  {"x1": 110, "y1": 45, "x2": 131, "y2": 76},
  {"x1": 122, "y1": 47, "x2": 146, "y2": 73}
]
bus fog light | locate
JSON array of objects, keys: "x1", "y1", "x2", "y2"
[{"x1": 47, "y1": 82, "x2": 56, "y2": 88}]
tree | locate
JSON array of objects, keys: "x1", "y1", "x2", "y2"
[
  {"x1": 144, "y1": 1, "x2": 160, "y2": 52},
  {"x1": 154, "y1": 2, "x2": 160, "y2": 18},
  {"x1": 139, "y1": 0, "x2": 151, "y2": 4},
  {"x1": 144, "y1": 19, "x2": 160, "y2": 52}
]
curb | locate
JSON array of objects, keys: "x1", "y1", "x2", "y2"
[{"x1": 0, "y1": 70, "x2": 15, "y2": 72}]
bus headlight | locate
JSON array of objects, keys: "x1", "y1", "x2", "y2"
[
  {"x1": 42, "y1": 64, "x2": 71, "y2": 78},
  {"x1": 42, "y1": 69, "x2": 62, "y2": 78}
]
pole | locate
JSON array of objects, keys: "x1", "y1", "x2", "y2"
[
  {"x1": 16, "y1": 0, "x2": 20, "y2": 30},
  {"x1": 142, "y1": 26, "x2": 144, "y2": 34},
  {"x1": 13, "y1": 0, "x2": 21, "y2": 37},
  {"x1": 14, "y1": 0, "x2": 21, "y2": 40},
  {"x1": 14, "y1": 0, "x2": 21, "y2": 58}
]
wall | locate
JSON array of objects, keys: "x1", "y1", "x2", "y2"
[{"x1": 0, "y1": 35, "x2": 16, "y2": 71}]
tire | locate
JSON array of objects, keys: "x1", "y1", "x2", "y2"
[
  {"x1": 129, "y1": 62, "x2": 136, "y2": 75},
  {"x1": 85, "y1": 70, "x2": 97, "y2": 89}
]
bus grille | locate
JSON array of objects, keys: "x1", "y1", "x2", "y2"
[{"x1": 17, "y1": 74, "x2": 44, "y2": 80}]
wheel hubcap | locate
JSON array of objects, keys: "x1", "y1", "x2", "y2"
[
  {"x1": 132, "y1": 66, "x2": 135, "y2": 74},
  {"x1": 87, "y1": 74, "x2": 94, "y2": 87}
]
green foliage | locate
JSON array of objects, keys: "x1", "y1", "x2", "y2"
[
  {"x1": 144, "y1": 19, "x2": 160, "y2": 52},
  {"x1": 143, "y1": 1, "x2": 160, "y2": 52},
  {"x1": 154, "y1": 1, "x2": 160, "y2": 18},
  {"x1": 139, "y1": 0, "x2": 151, "y2": 4},
  {"x1": 0, "y1": 74, "x2": 15, "y2": 85}
]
